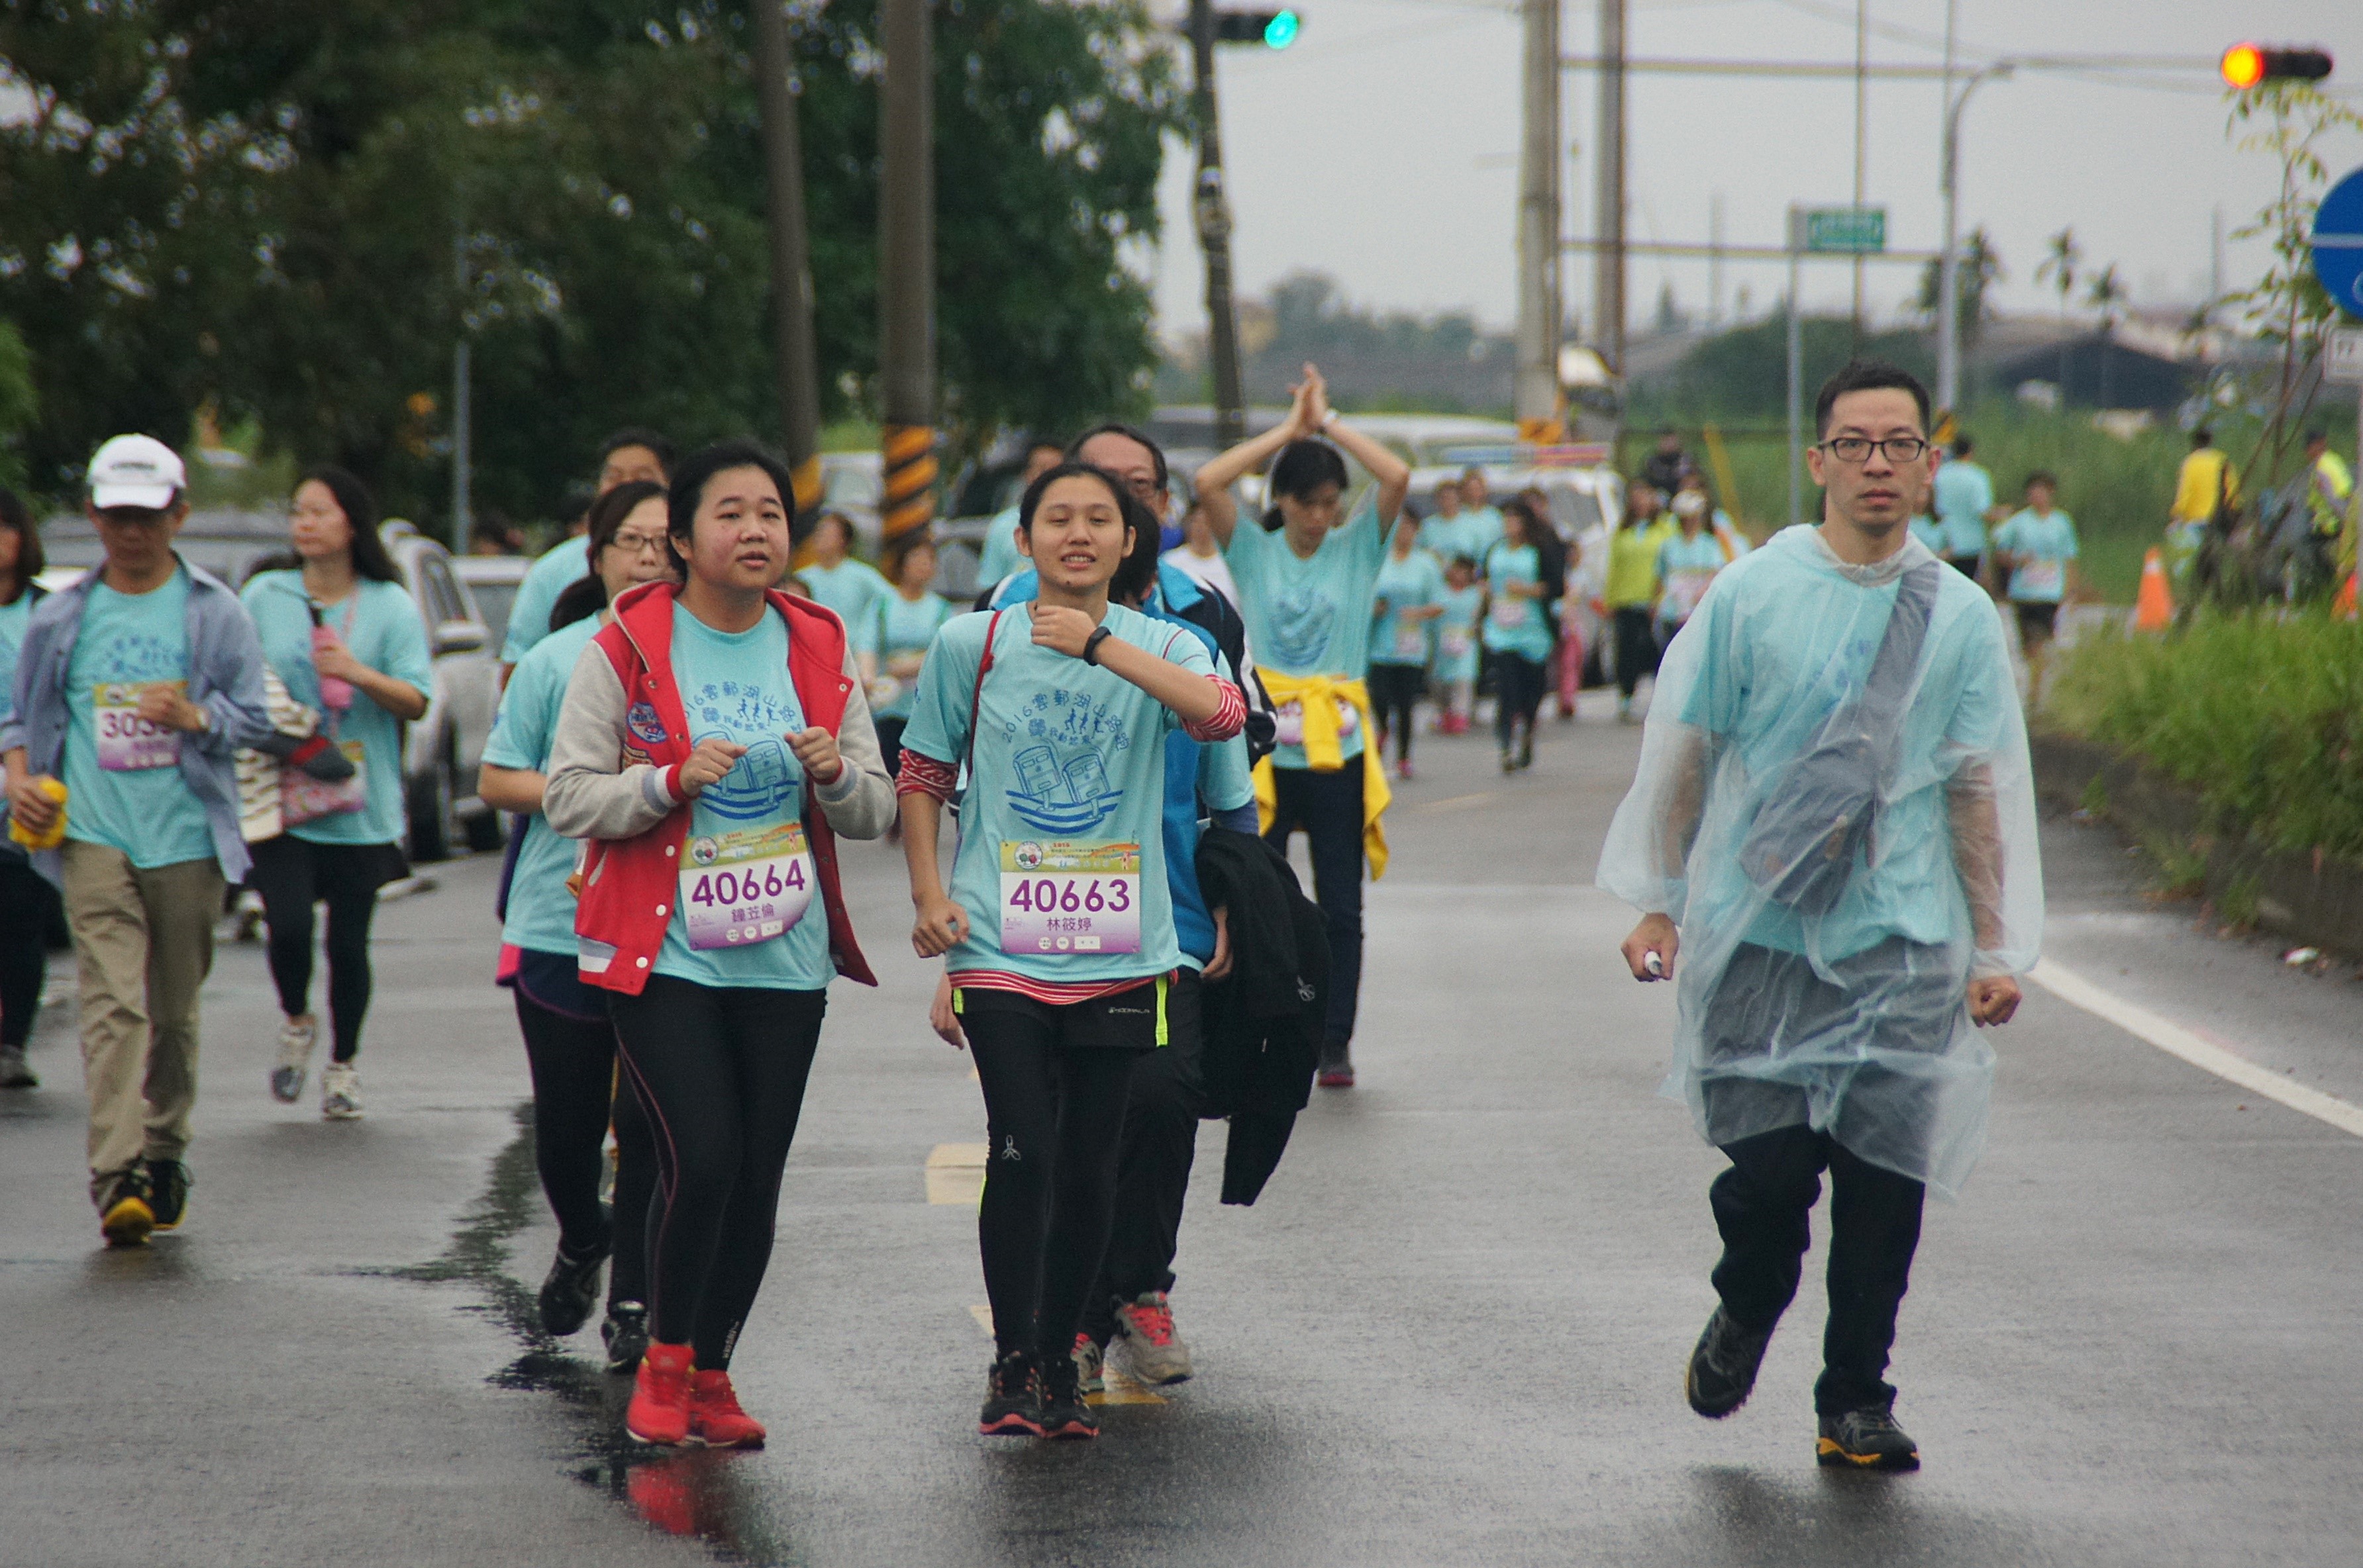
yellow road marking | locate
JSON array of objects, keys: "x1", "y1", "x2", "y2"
[{"x1": 927, "y1": 1142, "x2": 988, "y2": 1205}]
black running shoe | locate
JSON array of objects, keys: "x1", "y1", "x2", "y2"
[
  {"x1": 538, "y1": 1240, "x2": 608, "y2": 1336},
  {"x1": 979, "y1": 1351, "x2": 1044, "y2": 1437},
  {"x1": 602, "y1": 1301, "x2": 650, "y2": 1374},
  {"x1": 1817, "y1": 1405, "x2": 1920, "y2": 1471},
  {"x1": 1036, "y1": 1352, "x2": 1100, "y2": 1441},
  {"x1": 144, "y1": 1159, "x2": 191, "y2": 1232},
  {"x1": 1685, "y1": 1305, "x2": 1772, "y2": 1418},
  {"x1": 98, "y1": 1167, "x2": 155, "y2": 1248}
]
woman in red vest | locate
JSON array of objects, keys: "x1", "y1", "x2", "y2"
[{"x1": 544, "y1": 440, "x2": 895, "y2": 1449}]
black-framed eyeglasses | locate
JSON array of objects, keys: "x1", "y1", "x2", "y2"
[{"x1": 1817, "y1": 436, "x2": 1930, "y2": 465}]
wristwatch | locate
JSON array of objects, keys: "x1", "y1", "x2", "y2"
[{"x1": 1081, "y1": 626, "x2": 1113, "y2": 666}]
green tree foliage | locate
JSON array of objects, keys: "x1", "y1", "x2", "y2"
[
  {"x1": 1911, "y1": 226, "x2": 2003, "y2": 348},
  {"x1": 0, "y1": 0, "x2": 1182, "y2": 523},
  {"x1": 1634, "y1": 311, "x2": 1934, "y2": 426},
  {"x1": 0, "y1": 320, "x2": 34, "y2": 487}
]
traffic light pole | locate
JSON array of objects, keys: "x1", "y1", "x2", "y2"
[
  {"x1": 754, "y1": 0, "x2": 825, "y2": 527},
  {"x1": 1190, "y1": 0, "x2": 1246, "y2": 454},
  {"x1": 878, "y1": 0, "x2": 936, "y2": 562}
]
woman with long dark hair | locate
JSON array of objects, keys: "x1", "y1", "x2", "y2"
[
  {"x1": 0, "y1": 485, "x2": 56, "y2": 1089},
  {"x1": 898, "y1": 461, "x2": 1245, "y2": 1440},
  {"x1": 479, "y1": 479, "x2": 672, "y2": 1368},
  {"x1": 544, "y1": 442, "x2": 895, "y2": 1449},
  {"x1": 241, "y1": 467, "x2": 431, "y2": 1118},
  {"x1": 1482, "y1": 498, "x2": 1554, "y2": 771},
  {"x1": 1190, "y1": 366, "x2": 1411, "y2": 1088}
]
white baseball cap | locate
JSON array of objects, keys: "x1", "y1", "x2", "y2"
[{"x1": 87, "y1": 434, "x2": 187, "y2": 511}]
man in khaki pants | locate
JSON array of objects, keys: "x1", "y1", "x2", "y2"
[{"x1": 2, "y1": 436, "x2": 270, "y2": 1246}]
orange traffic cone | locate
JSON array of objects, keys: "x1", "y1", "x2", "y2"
[
  {"x1": 2134, "y1": 546, "x2": 2173, "y2": 632},
  {"x1": 2335, "y1": 571, "x2": 2359, "y2": 621}
]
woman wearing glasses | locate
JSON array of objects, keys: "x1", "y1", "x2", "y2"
[
  {"x1": 240, "y1": 469, "x2": 432, "y2": 1120},
  {"x1": 478, "y1": 480, "x2": 674, "y2": 1368}
]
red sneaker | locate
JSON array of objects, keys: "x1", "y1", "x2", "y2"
[
  {"x1": 689, "y1": 1369, "x2": 767, "y2": 1449},
  {"x1": 627, "y1": 1342, "x2": 695, "y2": 1445}
]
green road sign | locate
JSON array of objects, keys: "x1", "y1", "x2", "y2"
[{"x1": 1795, "y1": 207, "x2": 1887, "y2": 254}]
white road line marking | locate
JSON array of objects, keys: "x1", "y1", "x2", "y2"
[
  {"x1": 927, "y1": 1143, "x2": 989, "y2": 1205},
  {"x1": 1413, "y1": 791, "x2": 1496, "y2": 814},
  {"x1": 2028, "y1": 958, "x2": 2363, "y2": 1140}
]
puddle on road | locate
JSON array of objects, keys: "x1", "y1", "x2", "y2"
[{"x1": 388, "y1": 1101, "x2": 799, "y2": 1565}]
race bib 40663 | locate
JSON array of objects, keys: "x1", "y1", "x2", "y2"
[
  {"x1": 95, "y1": 681, "x2": 184, "y2": 772},
  {"x1": 999, "y1": 839, "x2": 1141, "y2": 955}
]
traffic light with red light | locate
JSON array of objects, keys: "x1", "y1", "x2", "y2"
[{"x1": 2221, "y1": 43, "x2": 2333, "y2": 89}]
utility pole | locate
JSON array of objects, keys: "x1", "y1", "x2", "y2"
[
  {"x1": 878, "y1": 0, "x2": 936, "y2": 562},
  {"x1": 1189, "y1": 0, "x2": 1245, "y2": 453},
  {"x1": 1515, "y1": 0, "x2": 1563, "y2": 438},
  {"x1": 1709, "y1": 191, "x2": 1725, "y2": 328},
  {"x1": 1851, "y1": 0, "x2": 1868, "y2": 342},
  {"x1": 1935, "y1": 0, "x2": 1959, "y2": 413},
  {"x1": 1591, "y1": 0, "x2": 1627, "y2": 382},
  {"x1": 451, "y1": 229, "x2": 473, "y2": 556},
  {"x1": 1786, "y1": 206, "x2": 1805, "y2": 529},
  {"x1": 754, "y1": 0, "x2": 825, "y2": 527}
]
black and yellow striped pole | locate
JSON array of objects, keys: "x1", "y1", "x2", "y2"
[{"x1": 878, "y1": 0, "x2": 936, "y2": 565}]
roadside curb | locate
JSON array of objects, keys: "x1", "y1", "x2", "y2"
[{"x1": 2031, "y1": 729, "x2": 2363, "y2": 962}]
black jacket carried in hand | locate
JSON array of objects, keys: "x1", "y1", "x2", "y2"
[{"x1": 1193, "y1": 826, "x2": 1329, "y2": 1206}]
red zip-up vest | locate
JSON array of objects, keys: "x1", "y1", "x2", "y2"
[{"x1": 572, "y1": 580, "x2": 878, "y2": 993}]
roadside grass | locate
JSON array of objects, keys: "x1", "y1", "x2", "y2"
[{"x1": 2044, "y1": 611, "x2": 2363, "y2": 861}]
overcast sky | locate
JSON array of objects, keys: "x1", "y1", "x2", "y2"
[{"x1": 1142, "y1": 0, "x2": 2363, "y2": 350}]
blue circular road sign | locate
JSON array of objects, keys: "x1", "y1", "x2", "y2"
[{"x1": 2315, "y1": 166, "x2": 2363, "y2": 320}]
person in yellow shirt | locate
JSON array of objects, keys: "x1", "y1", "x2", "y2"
[
  {"x1": 2166, "y1": 428, "x2": 2237, "y2": 587},
  {"x1": 1605, "y1": 483, "x2": 1678, "y2": 722},
  {"x1": 2304, "y1": 430, "x2": 2356, "y2": 585}
]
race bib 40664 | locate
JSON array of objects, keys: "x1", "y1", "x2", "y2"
[
  {"x1": 999, "y1": 839, "x2": 1141, "y2": 955},
  {"x1": 680, "y1": 821, "x2": 815, "y2": 952}
]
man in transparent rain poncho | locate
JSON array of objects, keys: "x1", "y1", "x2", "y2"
[{"x1": 1599, "y1": 362, "x2": 2041, "y2": 1473}]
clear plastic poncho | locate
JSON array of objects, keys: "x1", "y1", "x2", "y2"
[{"x1": 1596, "y1": 526, "x2": 2041, "y2": 1198}]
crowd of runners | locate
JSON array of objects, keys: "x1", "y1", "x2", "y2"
[{"x1": 0, "y1": 356, "x2": 2041, "y2": 1472}]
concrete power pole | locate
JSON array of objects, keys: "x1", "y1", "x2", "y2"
[
  {"x1": 1515, "y1": 0, "x2": 1564, "y2": 438},
  {"x1": 1189, "y1": 0, "x2": 1246, "y2": 454},
  {"x1": 753, "y1": 0, "x2": 825, "y2": 527},
  {"x1": 1591, "y1": 0, "x2": 1627, "y2": 385},
  {"x1": 878, "y1": 0, "x2": 936, "y2": 562}
]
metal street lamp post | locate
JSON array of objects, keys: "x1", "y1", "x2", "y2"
[{"x1": 1936, "y1": 54, "x2": 2013, "y2": 415}]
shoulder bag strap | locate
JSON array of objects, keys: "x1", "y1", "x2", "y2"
[
  {"x1": 962, "y1": 609, "x2": 1003, "y2": 781},
  {"x1": 1852, "y1": 562, "x2": 1942, "y2": 736}
]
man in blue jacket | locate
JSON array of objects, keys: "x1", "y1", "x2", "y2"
[{"x1": 1, "y1": 436, "x2": 272, "y2": 1246}]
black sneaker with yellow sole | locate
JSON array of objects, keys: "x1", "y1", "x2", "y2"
[
  {"x1": 99, "y1": 1168, "x2": 156, "y2": 1248},
  {"x1": 1817, "y1": 1405, "x2": 1920, "y2": 1471},
  {"x1": 1685, "y1": 1305, "x2": 1771, "y2": 1418},
  {"x1": 144, "y1": 1159, "x2": 191, "y2": 1233}
]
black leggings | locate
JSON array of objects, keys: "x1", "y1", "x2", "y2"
[
  {"x1": 1491, "y1": 652, "x2": 1546, "y2": 750},
  {"x1": 875, "y1": 716, "x2": 909, "y2": 782},
  {"x1": 1613, "y1": 606, "x2": 1662, "y2": 699},
  {"x1": 963, "y1": 994, "x2": 1147, "y2": 1359},
  {"x1": 1264, "y1": 764, "x2": 1365, "y2": 1045},
  {"x1": 1366, "y1": 663, "x2": 1423, "y2": 765},
  {"x1": 0, "y1": 857, "x2": 56, "y2": 1049},
  {"x1": 512, "y1": 986, "x2": 656, "y2": 1306},
  {"x1": 247, "y1": 834, "x2": 391, "y2": 1062},
  {"x1": 608, "y1": 975, "x2": 825, "y2": 1368}
]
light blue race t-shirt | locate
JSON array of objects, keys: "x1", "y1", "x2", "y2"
[
  {"x1": 1370, "y1": 550, "x2": 1445, "y2": 668},
  {"x1": 1933, "y1": 461, "x2": 1995, "y2": 559},
  {"x1": 1656, "y1": 528, "x2": 1733, "y2": 630},
  {"x1": 976, "y1": 507, "x2": 1027, "y2": 593},
  {"x1": 1909, "y1": 514, "x2": 1946, "y2": 554},
  {"x1": 1433, "y1": 583, "x2": 1483, "y2": 683},
  {"x1": 657, "y1": 603, "x2": 834, "y2": 992},
  {"x1": 242, "y1": 571, "x2": 433, "y2": 846},
  {"x1": 857, "y1": 589, "x2": 957, "y2": 722},
  {"x1": 1993, "y1": 508, "x2": 2079, "y2": 604},
  {"x1": 900, "y1": 603, "x2": 1213, "y2": 984},
  {"x1": 1480, "y1": 542, "x2": 1554, "y2": 662},
  {"x1": 483, "y1": 614, "x2": 602, "y2": 958},
  {"x1": 63, "y1": 569, "x2": 213, "y2": 868},
  {"x1": 795, "y1": 558, "x2": 891, "y2": 630},
  {"x1": 1, "y1": 590, "x2": 36, "y2": 850},
  {"x1": 1223, "y1": 495, "x2": 1387, "y2": 769},
  {"x1": 1415, "y1": 512, "x2": 1479, "y2": 567},
  {"x1": 501, "y1": 538, "x2": 594, "y2": 665}
]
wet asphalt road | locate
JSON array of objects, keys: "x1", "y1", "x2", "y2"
[{"x1": 5, "y1": 690, "x2": 2362, "y2": 1567}]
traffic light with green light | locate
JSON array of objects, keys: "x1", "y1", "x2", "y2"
[
  {"x1": 1214, "y1": 9, "x2": 1301, "y2": 49},
  {"x1": 2221, "y1": 43, "x2": 2333, "y2": 89}
]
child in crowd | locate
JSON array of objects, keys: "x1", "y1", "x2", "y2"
[
  {"x1": 1990, "y1": 471, "x2": 2080, "y2": 683},
  {"x1": 1431, "y1": 556, "x2": 1482, "y2": 734}
]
